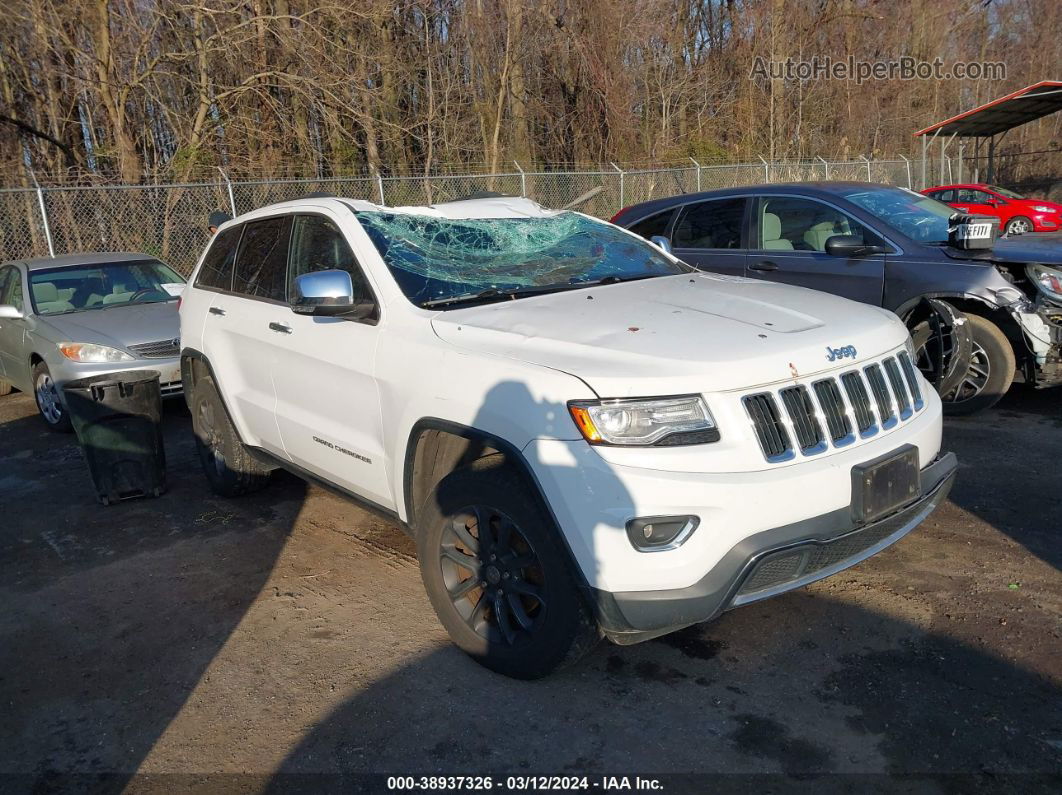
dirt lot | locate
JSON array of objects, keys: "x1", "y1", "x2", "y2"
[{"x1": 0, "y1": 386, "x2": 1060, "y2": 792}]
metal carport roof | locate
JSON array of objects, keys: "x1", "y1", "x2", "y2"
[{"x1": 914, "y1": 81, "x2": 1062, "y2": 138}]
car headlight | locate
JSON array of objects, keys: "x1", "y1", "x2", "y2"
[
  {"x1": 1026, "y1": 264, "x2": 1062, "y2": 302},
  {"x1": 568, "y1": 395, "x2": 718, "y2": 446},
  {"x1": 1031, "y1": 205, "x2": 1056, "y2": 213},
  {"x1": 58, "y1": 342, "x2": 135, "y2": 363}
]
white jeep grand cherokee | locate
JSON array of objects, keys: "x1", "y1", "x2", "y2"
[{"x1": 180, "y1": 196, "x2": 956, "y2": 679}]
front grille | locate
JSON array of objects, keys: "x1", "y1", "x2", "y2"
[
  {"x1": 841, "y1": 371, "x2": 874, "y2": 433},
  {"x1": 742, "y1": 349, "x2": 927, "y2": 463},
  {"x1": 813, "y1": 379, "x2": 852, "y2": 442},
  {"x1": 865, "y1": 364, "x2": 895, "y2": 425},
  {"x1": 128, "y1": 339, "x2": 180, "y2": 358},
  {"x1": 883, "y1": 357, "x2": 912, "y2": 418},
  {"x1": 744, "y1": 393, "x2": 791, "y2": 459}
]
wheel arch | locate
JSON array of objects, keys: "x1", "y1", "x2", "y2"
[
  {"x1": 402, "y1": 418, "x2": 598, "y2": 607},
  {"x1": 895, "y1": 293, "x2": 1027, "y2": 365}
]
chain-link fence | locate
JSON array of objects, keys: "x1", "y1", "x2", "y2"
[{"x1": 0, "y1": 157, "x2": 929, "y2": 276}]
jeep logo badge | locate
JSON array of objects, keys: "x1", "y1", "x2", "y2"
[{"x1": 826, "y1": 344, "x2": 857, "y2": 362}]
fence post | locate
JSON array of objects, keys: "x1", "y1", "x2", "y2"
[
  {"x1": 689, "y1": 157, "x2": 702, "y2": 192},
  {"x1": 28, "y1": 172, "x2": 55, "y2": 257},
  {"x1": 957, "y1": 143, "x2": 964, "y2": 184},
  {"x1": 217, "y1": 167, "x2": 237, "y2": 215},
  {"x1": 759, "y1": 156, "x2": 769, "y2": 182},
  {"x1": 816, "y1": 156, "x2": 829, "y2": 180},
  {"x1": 374, "y1": 169, "x2": 386, "y2": 205},
  {"x1": 513, "y1": 161, "x2": 527, "y2": 197},
  {"x1": 610, "y1": 162, "x2": 624, "y2": 207},
  {"x1": 861, "y1": 155, "x2": 872, "y2": 181},
  {"x1": 899, "y1": 155, "x2": 912, "y2": 188}
]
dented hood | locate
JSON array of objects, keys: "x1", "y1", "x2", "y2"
[{"x1": 430, "y1": 273, "x2": 908, "y2": 396}]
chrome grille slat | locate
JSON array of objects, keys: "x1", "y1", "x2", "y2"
[
  {"x1": 743, "y1": 350, "x2": 926, "y2": 463},
  {"x1": 840, "y1": 371, "x2": 875, "y2": 433},
  {"x1": 898, "y1": 351, "x2": 924, "y2": 409},
  {"x1": 865, "y1": 364, "x2": 895, "y2": 427},
  {"x1": 779, "y1": 386, "x2": 824, "y2": 452},
  {"x1": 883, "y1": 357, "x2": 912, "y2": 419},
  {"x1": 743, "y1": 393, "x2": 791, "y2": 460},
  {"x1": 812, "y1": 379, "x2": 852, "y2": 442}
]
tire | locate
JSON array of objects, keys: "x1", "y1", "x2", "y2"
[
  {"x1": 0, "y1": 379, "x2": 12, "y2": 396},
  {"x1": 941, "y1": 314, "x2": 1015, "y2": 416},
  {"x1": 1004, "y1": 216, "x2": 1033, "y2": 236},
  {"x1": 190, "y1": 373, "x2": 273, "y2": 496},
  {"x1": 416, "y1": 455, "x2": 599, "y2": 679},
  {"x1": 32, "y1": 362, "x2": 72, "y2": 432}
]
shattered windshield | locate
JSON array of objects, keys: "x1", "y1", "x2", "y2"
[
  {"x1": 353, "y1": 210, "x2": 687, "y2": 307},
  {"x1": 841, "y1": 186, "x2": 955, "y2": 244}
]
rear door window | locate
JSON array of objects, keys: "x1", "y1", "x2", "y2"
[
  {"x1": 672, "y1": 198, "x2": 747, "y2": 249},
  {"x1": 233, "y1": 216, "x2": 293, "y2": 302},
  {"x1": 196, "y1": 226, "x2": 242, "y2": 291}
]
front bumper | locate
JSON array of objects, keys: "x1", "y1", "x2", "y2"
[
  {"x1": 593, "y1": 452, "x2": 957, "y2": 642},
  {"x1": 50, "y1": 355, "x2": 184, "y2": 400}
]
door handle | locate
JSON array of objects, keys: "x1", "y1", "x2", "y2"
[
  {"x1": 268, "y1": 322, "x2": 292, "y2": 334},
  {"x1": 209, "y1": 307, "x2": 226, "y2": 316},
  {"x1": 748, "y1": 260, "x2": 779, "y2": 272}
]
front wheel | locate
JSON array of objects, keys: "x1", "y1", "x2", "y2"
[
  {"x1": 33, "y1": 362, "x2": 72, "y2": 432},
  {"x1": 1004, "y1": 216, "x2": 1033, "y2": 236},
  {"x1": 417, "y1": 455, "x2": 599, "y2": 679},
  {"x1": 941, "y1": 314, "x2": 1015, "y2": 416},
  {"x1": 190, "y1": 374, "x2": 273, "y2": 496}
]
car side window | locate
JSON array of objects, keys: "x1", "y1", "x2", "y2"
[
  {"x1": 936, "y1": 189, "x2": 955, "y2": 202},
  {"x1": 233, "y1": 216, "x2": 293, "y2": 302},
  {"x1": 671, "y1": 198, "x2": 746, "y2": 249},
  {"x1": 195, "y1": 226, "x2": 242, "y2": 291},
  {"x1": 0, "y1": 267, "x2": 23, "y2": 311},
  {"x1": 756, "y1": 197, "x2": 873, "y2": 252},
  {"x1": 956, "y1": 189, "x2": 990, "y2": 204},
  {"x1": 627, "y1": 209, "x2": 675, "y2": 240},
  {"x1": 288, "y1": 215, "x2": 375, "y2": 307}
]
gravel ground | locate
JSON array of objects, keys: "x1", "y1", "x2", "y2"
[{"x1": 0, "y1": 387, "x2": 1059, "y2": 792}]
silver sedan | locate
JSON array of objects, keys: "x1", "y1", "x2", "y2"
[{"x1": 0, "y1": 252, "x2": 185, "y2": 431}]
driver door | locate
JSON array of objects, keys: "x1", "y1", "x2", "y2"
[
  {"x1": 0, "y1": 266, "x2": 28, "y2": 385},
  {"x1": 745, "y1": 196, "x2": 886, "y2": 306}
]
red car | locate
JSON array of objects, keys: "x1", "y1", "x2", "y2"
[{"x1": 921, "y1": 183, "x2": 1062, "y2": 236}]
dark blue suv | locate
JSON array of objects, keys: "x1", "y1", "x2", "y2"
[{"x1": 613, "y1": 182, "x2": 1062, "y2": 415}]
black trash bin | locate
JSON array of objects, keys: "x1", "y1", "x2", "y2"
[{"x1": 63, "y1": 370, "x2": 167, "y2": 505}]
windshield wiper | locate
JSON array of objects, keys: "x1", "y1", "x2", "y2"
[{"x1": 420, "y1": 285, "x2": 571, "y2": 309}]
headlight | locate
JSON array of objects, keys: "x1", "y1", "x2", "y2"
[
  {"x1": 58, "y1": 342, "x2": 135, "y2": 363},
  {"x1": 568, "y1": 395, "x2": 718, "y2": 446},
  {"x1": 1031, "y1": 205, "x2": 1056, "y2": 213},
  {"x1": 1026, "y1": 264, "x2": 1062, "y2": 302}
]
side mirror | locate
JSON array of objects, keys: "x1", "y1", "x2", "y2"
[
  {"x1": 291, "y1": 270, "x2": 374, "y2": 320},
  {"x1": 825, "y1": 235, "x2": 883, "y2": 258},
  {"x1": 0, "y1": 304, "x2": 24, "y2": 320},
  {"x1": 650, "y1": 235, "x2": 673, "y2": 255}
]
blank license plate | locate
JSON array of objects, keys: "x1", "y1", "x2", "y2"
[{"x1": 851, "y1": 446, "x2": 920, "y2": 523}]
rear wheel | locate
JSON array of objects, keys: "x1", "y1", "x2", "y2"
[
  {"x1": 190, "y1": 373, "x2": 273, "y2": 496},
  {"x1": 1004, "y1": 216, "x2": 1033, "y2": 236},
  {"x1": 32, "y1": 362, "x2": 72, "y2": 432},
  {"x1": 417, "y1": 455, "x2": 599, "y2": 679},
  {"x1": 941, "y1": 314, "x2": 1015, "y2": 416}
]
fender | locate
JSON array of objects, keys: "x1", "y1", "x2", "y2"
[
  {"x1": 893, "y1": 291, "x2": 999, "y2": 320},
  {"x1": 401, "y1": 418, "x2": 611, "y2": 620}
]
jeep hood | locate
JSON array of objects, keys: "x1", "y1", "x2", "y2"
[{"x1": 430, "y1": 273, "x2": 908, "y2": 396}]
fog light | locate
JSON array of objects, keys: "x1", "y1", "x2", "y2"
[{"x1": 626, "y1": 515, "x2": 699, "y2": 551}]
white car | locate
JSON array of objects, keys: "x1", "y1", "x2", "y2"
[{"x1": 179, "y1": 196, "x2": 956, "y2": 679}]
